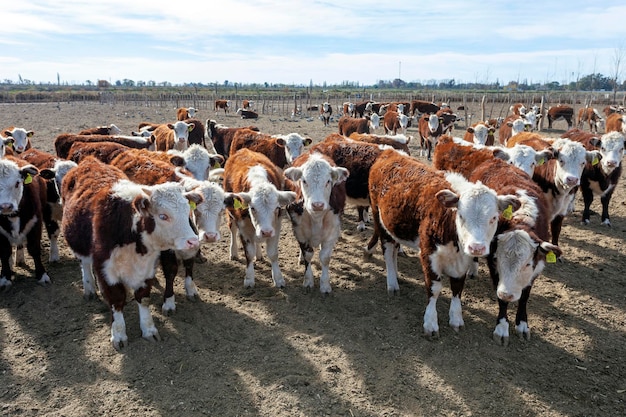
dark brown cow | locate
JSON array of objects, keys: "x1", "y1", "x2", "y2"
[
  {"x1": 0, "y1": 156, "x2": 50, "y2": 289},
  {"x1": 410, "y1": 100, "x2": 440, "y2": 116},
  {"x1": 61, "y1": 156, "x2": 202, "y2": 349},
  {"x1": 366, "y1": 149, "x2": 520, "y2": 337},
  {"x1": 229, "y1": 129, "x2": 311, "y2": 169},
  {"x1": 77, "y1": 124, "x2": 122, "y2": 136},
  {"x1": 205, "y1": 119, "x2": 260, "y2": 160},
  {"x1": 54, "y1": 133, "x2": 154, "y2": 159},
  {"x1": 354, "y1": 100, "x2": 374, "y2": 118},
  {"x1": 214, "y1": 99, "x2": 231, "y2": 114},
  {"x1": 547, "y1": 105, "x2": 574, "y2": 129}
]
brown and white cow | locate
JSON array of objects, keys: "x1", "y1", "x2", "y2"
[
  {"x1": 236, "y1": 108, "x2": 259, "y2": 119},
  {"x1": 367, "y1": 149, "x2": 520, "y2": 337},
  {"x1": 61, "y1": 156, "x2": 202, "y2": 349},
  {"x1": 17, "y1": 148, "x2": 77, "y2": 263},
  {"x1": 77, "y1": 124, "x2": 123, "y2": 136},
  {"x1": 547, "y1": 105, "x2": 574, "y2": 129},
  {"x1": 342, "y1": 102, "x2": 356, "y2": 117},
  {"x1": 605, "y1": 112, "x2": 626, "y2": 134},
  {"x1": 354, "y1": 101, "x2": 374, "y2": 118},
  {"x1": 348, "y1": 132, "x2": 411, "y2": 155},
  {"x1": 562, "y1": 130, "x2": 625, "y2": 226},
  {"x1": 510, "y1": 103, "x2": 527, "y2": 116},
  {"x1": 205, "y1": 119, "x2": 260, "y2": 161},
  {"x1": 433, "y1": 137, "x2": 561, "y2": 343},
  {"x1": 383, "y1": 110, "x2": 409, "y2": 136},
  {"x1": 498, "y1": 114, "x2": 531, "y2": 145},
  {"x1": 338, "y1": 115, "x2": 376, "y2": 137},
  {"x1": 410, "y1": 100, "x2": 440, "y2": 117},
  {"x1": 54, "y1": 133, "x2": 155, "y2": 159},
  {"x1": 176, "y1": 107, "x2": 197, "y2": 121},
  {"x1": 229, "y1": 129, "x2": 312, "y2": 169},
  {"x1": 215, "y1": 99, "x2": 231, "y2": 115},
  {"x1": 437, "y1": 108, "x2": 458, "y2": 135},
  {"x1": 577, "y1": 107, "x2": 605, "y2": 133},
  {"x1": 418, "y1": 113, "x2": 443, "y2": 160},
  {"x1": 168, "y1": 144, "x2": 225, "y2": 181},
  {"x1": 464, "y1": 121, "x2": 496, "y2": 146},
  {"x1": 284, "y1": 152, "x2": 349, "y2": 293},
  {"x1": 1, "y1": 127, "x2": 34, "y2": 154},
  {"x1": 320, "y1": 102, "x2": 333, "y2": 126},
  {"x1": 0, "y1": 157, "x2": 51, "y2": 289},
  {"x1": 66, "y1": 141, "x2": 132, "y2": 164},
  {"x1": 152, "y1": 120, "x2": 194, "y2": 152},
  {"x1": 223, "y1": 148, "x2": 296, "y2": 288}
]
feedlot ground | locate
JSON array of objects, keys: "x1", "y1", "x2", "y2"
[{"x1": 1, "y1": 101, "x2": 625, "y2": 417}]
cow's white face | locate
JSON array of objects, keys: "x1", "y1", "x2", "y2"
[
  {"x1": 177, "y1": 144, "x2": 222, "y2": 181},
  {"x1": 597, "y1": 131, "x2": 625, "y2": 175},
  {"x1": 285, "y1": 154, "x2": 348, "y2": 214},
  {"x1": 511, "y1": 118, "x2": 527, "y2": 135},
  {"x1": 169, "y1": 121, "x2": 192, "y2": 147},
  {"x1": 504, "y1": 144, "x2": 552, "y2": 177},
  {"x1": 3, "y1": 127, "x2": 33, "y2": 153},
  {"x1": 322, "y1": 103, "x2": 330, "y2": 113},
  {"x1": 399, "y1": 114, "x2": 409, "y2": 129},
  {"x1": 552, "y1": 139, "x2": 600, "y2": 190},
  {"x1": 0, "y1": 160, "x2": 37, "y2": 214},
  {"x1": 369, "y1": 113, "x2": 380, "y2": 129},
  {"x1": 441, "y1": 173, "x2": 520, "y2": 258},
  {"x1": 396, "y1": 103, "x2": 405, "y2": 114},
  {"x1": 189, "y1": 180, "x2": 231, "y2": 243},
  {"x1": 1, "y1": 137, "x2": 13, "y2": 157},
  {"x1": 238, "y1": 180, "x2": 296, "y2": 239},
  {"x1": 471, "y1": 123, "x2": 489, "y2": 145},
  {"x1": 493, "y1": 230, "x2": 557, "y2": 302},
  {"x1": 277, "y1": 133, "x2": 311, "y2": 165},
  {"x1": 109, "y1": 124, "x2": 122, "y2": 135},
  {"x1": 427, "y1": 114, "x2": 439, "y2": 133},
  {"x1": 187, "y1": 107, "x2": 197, "y2": 117}
]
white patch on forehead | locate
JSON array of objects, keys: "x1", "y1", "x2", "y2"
[
  {"x1": 505, "y1": 144, "x2": 539, "y2": 176},
  {"x1": 149, "y1": 182, "x2": 189, "y2": 211},
  {"x1": 180, "y1": 144, "x2": 212, "y2": 180},
  {"x1": 276, "y1": 132, "x2": 307, "y2": 163},
  {"x1": 247, "y1": 165, "x2": 270, "y2": 186}
]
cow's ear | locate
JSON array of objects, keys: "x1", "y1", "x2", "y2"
[
  {"x1": 223, "y1": 193, "x2": 239, "y2": 208},
  {"x1": 332, "y1": 167, "x2": 350, "y2": 184},
  {"x1": 187, "y1": 124, "x2": 194, "y2": 132},
  {"x1": 589, "y1": 137, "x2": 601, "y2": 148},
  {"x1": 39, "y1": 168, "x2": 56, "y2": 180},
  {"x1": 304, "y1": 137, "x2": 313, "y2": 146},
  {"x1": 169, "y1": 155, "x2": 186, "y2": 167},
  {"x1": 27, "y1": 131, "x2": 35, "y2": 137},
  {"x1": 466, "y1": 127, "x2": 475, "y2": 134},
  {"x1": 167, "y1": 123, "x2": 175, "y2": 129},
  {"x1": 587, "y1": 150, "x2": 602, "y2": 165},
  {"x1": 275, "y1": 138, "x2": 286, "y2": 147},
  {"x1": 20, "y1": 165, "x2": 39, "y2": 180},
  {"x1": 210, "y1": 155, "x2": 225, "y2": 168},
  {"x1": 492, "y1": 149, "x2": 510, "y2": 161},
  {"x1": 283, "y1": 167, "x2": 302, "y2": 182},
  {"x1": 538, "y1": 241, "x2": 562, "y2": 262},
  {"x1": 436, "y1": 189, "x2": 459, "y2": 208},
  {"x1": 185, "y1": 191, "x2": 203, "y2": 206},
  {"x1": 133, "y1": 194, "x2": 151, "y2": 214}
]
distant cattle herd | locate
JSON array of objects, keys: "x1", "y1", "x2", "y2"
[{"x1": 0, "y1": 99, "x2": 624, "y2": 349}]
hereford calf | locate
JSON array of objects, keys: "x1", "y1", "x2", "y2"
[
  {"x1": 168, "y1": 144, "x2": 224, "y2": 181},
  {"x1": 383, "y1": 110, "x2": 409, "y2": 135},
  {"x1": 320, "y1": 102, "x2": 333, "y2": 126},
  {"x1": 152, "y1": 120, "x2": 194, "y2": 152},
  {"x1": 229, "y1": 129, "x2": 312, "y2": 169},
  {"x1": 563, "y1": 130, "x2": 624, "y2": 226},
  {"x1": 1, "y1": 127, "x2": 34, "y2": 154},
  {"x1": 176, "y1": 107, "x2": 197, "y2": 121},
  {"x1": 66, "y1": 141, "x2": 131, "y2": 164},
  {"x1": 0, "y1": 157, "x2": 51, "y2": 289},
  {"x1": 61, "y1": 156, "x2": 201, "y2": 349},
  {"x1": 547, "y1": 105, "x2": 574, "y2": 129},
  {"x1": 223, "y1": 148, "x2": 296, "y2": 288},
  {"x1": 215, "y1": 99, "x2": 231, "y2": 115},
  {"x1": 236, "y1": 108, "x2": 259, "y2": 119},
  {"x1": 338, "y1": 115, "x2": 375, "y2": 137},
  {"x1": 418, "y1": 113, "x2": 443, "y2": 160},
  {"x1": 577, "y1": 107, "x2": 605, "y2": 133},
  {"x1": 77, "y1": 124, "x2": 122, "y2": 136},
  {"x1": 605, "y1": 112, "x2": 626, "y2": 134},
  {"x1": 367, "y1": 149, "x2": 520, "y2": 337},
  {"x1": 284, "y1": 152, "x2": 349, "y2": 293},
  {"x1": 54, "y1": 133, "x2": 155, "y2": 159},
  {"x1": 498, "y1": 115, "x2": 530, "y2": 145},
  {"x1": 464, "y1": 121, "x2": 496, "y2": 146},
  {"x1": 206, "y1": 120, "x2": 260, "y2": 160}
]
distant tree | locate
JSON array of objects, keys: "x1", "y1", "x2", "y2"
[
  {"x1": 85, "y1": 80, "x2": 92, "y2": 87},
  {"x1": 148, "y1": 80, "x2": 156, "y2": 87},
  {"x1": 224, "y1": 80, "x2": 229, "y2": 87},
  {"x1": 97, "y1": 79, "x2": 111, "y2": 88},
  {"x1": 610, "y1": 43, "x2": 625, "y2": 100}
]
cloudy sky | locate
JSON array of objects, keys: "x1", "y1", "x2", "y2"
[{"x1": 2, "y1": 1, "x2": 625, "y2": 87}]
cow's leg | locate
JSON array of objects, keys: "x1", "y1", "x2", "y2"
[
  {"x1": 266, "y1": 233, "x2": 285, "y2": 288},
  {"x1": 107, "y1": 282, "x2": 129, "y2": 350},
  {"x1": 0, "y1": 240, "x2": 13, "y2": 290},
  {"x1": 318, "y1": 238, "x2": 338, "y2": 294},
  {"x1": 242, "y1": 235, "x2": 257, "y2": 288},
  {"x1": 228, "y1": 218, "x2": 239, "y2": 260},
  {"x1": 182, "y1": 254, "x2": 199, "y2": 300},
  {"x1": 514, "y1": 285, "x2": 532, "y2": 340},
  {"x1": 581, "y1": 186, "x2": 594, "y2": 224},
  {"x1": 135, "y1": 283, "x2": 161, "y2": 342},
  {"x1": 299, "y1": 241, "x2": 315, "y2": 291},
  {"x1": 356, "y1": 206, "x2": 368, "y2": 231},
  {"x1": 550, "y1": 215, "x2": 564, "y2": 246},
  {"x1": 43, "y1": 203, "x2": 61, "y2": 263},
  {"x1": 78, "y1": 255, "x2": 97, "y2": 300},
  {"x1": 160, "y1": 250, "x2": 179, "y2": 315},
  {"x1": 600, "y1": 189, "x2": 615, "y2": 226},
  {"x1": 14, "y1": 245, "x2": 26, "y2": 267},
  {"x1": 382, "y1": 238, "x2": 400, "y2": 294},
  {"x1": 423, "y1": 276, "x2": 442, "y2": 338},
  {"x1": 26, "y1": 227, "x2": 50, "y2": 285},
  {"x1": 493, "y1": 298, "x2": 511, "y2": 346},
  {"x1": 448, "y1": 276, "x2": 466, "y2": 332}
]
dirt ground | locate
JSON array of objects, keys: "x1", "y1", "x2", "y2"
[{"x1": 0, "y1": 101, "x2": 625, "y2": 417}]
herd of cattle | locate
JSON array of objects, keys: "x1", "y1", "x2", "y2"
[{"x1": 0, "y1": 99, "x2": 624, "y2": 350}]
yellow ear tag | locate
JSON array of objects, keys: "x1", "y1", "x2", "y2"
[
  {"x1": 233, "y1": 199, "x2": 247, "y2": 210},
  {"x1": 537, "y1": 157, "x2": 545, "y2": 166},
  {"x1": 502, "y1": 204, "x2": 513, "y2": 220},
  {"x1": 189, "y1": 201, "x2": 197, "y2": 211},
  {"x1": 592, "y1": 156, "x2": 599, "y2": 165},
  {"x1": 212, "y1": 161, "x2": 221, "y2": 169},
  {"x1": 24, "y1": 173, "x2": 33, "y2": 185},
  {"x1": 7, "y1": 142, "x2": 13, "y2": 148},
  {"x1": 546, "y1": 251, "x2": 557, "y2": 263}
]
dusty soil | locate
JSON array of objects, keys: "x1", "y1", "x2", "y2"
[{"x1": 1, "y1": 101, "x2": 625, "y2": 417}]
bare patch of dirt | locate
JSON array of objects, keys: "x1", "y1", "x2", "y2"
[{"x1": 1, "y1": 101, "x2": 625, "y2": 416}]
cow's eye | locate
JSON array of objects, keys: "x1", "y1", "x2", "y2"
[{"x1": 159, "y1": 214, "x2": 169, "y2": 221}]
